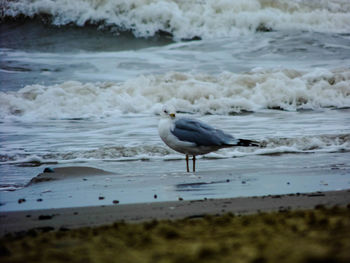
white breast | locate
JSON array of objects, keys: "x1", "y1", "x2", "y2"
[{"x1": 158, "y1": 118, "x2": 195, "y2": 154}]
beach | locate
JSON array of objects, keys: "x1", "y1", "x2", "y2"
[
  {"x1": 1, "y1": 188, "x2": 350, "y2": 263},
  {"x1": 0, "y1": 165, "x2": 349, "y2": 235},
  {"x1": 1, "y1": 167, "x2": 349, "y2": 262},
  {"x1": 1, "y1": 187, "x2": 350, "y2": 236},
  {"x1": 1, "y1": 0, "x2": 350, "y2": 261}
]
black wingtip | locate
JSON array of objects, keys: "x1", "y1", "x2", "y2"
[{"x1": 237, "y1": 139, "x2": 260, "y2": 147}]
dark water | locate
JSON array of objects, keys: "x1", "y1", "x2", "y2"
[{"x1": 0, "y1": 19, "x2": 173, "y2": 91}]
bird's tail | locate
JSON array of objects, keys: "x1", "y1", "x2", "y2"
[{"x1": 235, "y1": 139, "x2": 260, "y2": 147}]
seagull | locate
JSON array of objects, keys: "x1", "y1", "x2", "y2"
[{"x1": 158, "y1": 105, "x2": 259, "y2": 172}]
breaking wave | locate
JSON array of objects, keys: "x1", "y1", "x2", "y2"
[
  {"x1": 0, "y1": 145, "x2": 175, "y2": 165},
  {"x1": 2, "y1": 0, "x2": 350, "y2": 40},
  {"x1": 1, "y1": 68, "x2": 350, "y2": 120}
]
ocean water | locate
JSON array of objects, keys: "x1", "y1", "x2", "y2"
[{"x1": 0, "y1": 0, "x2": 350, "y2": 204}]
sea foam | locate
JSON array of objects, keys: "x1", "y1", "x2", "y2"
[
  {"x1": 1, "y1": 134, "x2": 349, "y2": 165},
  {"x1": 2, "y1": 0, "x2": 350, "y2": 39},
  {"x1": 1, "y1": 68, "x2": 349, "y2": 120}
]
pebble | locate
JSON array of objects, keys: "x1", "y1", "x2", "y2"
[{"x1": 18, "y1": 198, "x2": 26, "y2": 204}]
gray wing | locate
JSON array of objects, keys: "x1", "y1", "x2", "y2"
[{"x1": 172, "y1": 118, "x2": 236, "y2": 146}]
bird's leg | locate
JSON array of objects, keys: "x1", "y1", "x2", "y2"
[
  {"x1": 193, "y1": 155, "x2": 196, "y2": 172},
  {"x1": 186, "y1": 154, "x2": 189, "y2": 172}
]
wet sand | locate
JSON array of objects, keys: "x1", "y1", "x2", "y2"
[
  {"x1": 27, "y1": 166, "x2": 114, "y2": 184},
  {"x1": 1, "y1": 189, "x2": 349, "y2": 237},
  {"x1": 2, "y1": 161, "x2": 350, "y2": 213}
]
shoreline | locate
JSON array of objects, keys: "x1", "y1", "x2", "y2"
[{"x1": 1, "y1": 189, "x2": 349, "y2": 237}]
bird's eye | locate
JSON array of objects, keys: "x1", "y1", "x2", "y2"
[{"x1": 164, "y1": 110, "x2": 168, "y2": 113}]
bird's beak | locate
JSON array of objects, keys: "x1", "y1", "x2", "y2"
[{"x1": 169, "y1": 113, "x2": 176, "y2": 118}]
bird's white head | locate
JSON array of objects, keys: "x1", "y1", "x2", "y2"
[{"x1": 161, "y1": 104, "x2": 176, "y2": 119}]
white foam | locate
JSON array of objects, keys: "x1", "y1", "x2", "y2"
[
  {"x1": 207, "y1": 134, "x2": 350, "y2": 158},
  {"x1": 1, "y1": 134, "x2": 349, "y2": 164},
  {"x1": 2, "y1": 0, "x2": 350, "y2": 39},
  {"x1": 1, "y1": 68, "x2": 350, "y2": 120}
]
